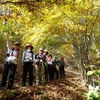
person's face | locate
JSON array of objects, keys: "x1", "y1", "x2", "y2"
[
  {"x1": 44, "y1": 52, "x2": 48, "y2": 55},
  {"x1": 27, "y1": 46, "x2": 31, "y2": 50},
  {"x1": 48, "y1": 56, "x2": 52, "y2": 60},
  {"x1": 49, "y1": 56, "x2": 52, "y2": 59},
  {"x1": 14, "y1": 45, "x2": 20, "y2": 50},
  {"x1": 61, "y1": 57, "x2": 64, "y2": 60},
  {"x1": 39, "y1": 50, "x2": 43, "y2": 54}
]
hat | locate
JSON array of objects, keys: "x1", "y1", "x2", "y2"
[
  {"x1": 14, "y1": 42, "x2": 20, "y2": 46},
  {"x1": 25, "y1": 43, "x2": 33, "y2": 50},
  {"x1": 44, "y1": 49, "x2": 48, "y2": 52},
  {"x1": 44, "y1": 49, "x2": 48, "y2": 55},
  {"x1": 39, "y1": 48, "x2": 43, "y2": 51}
]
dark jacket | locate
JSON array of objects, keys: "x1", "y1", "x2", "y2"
[{"x1": 58, "y1": 60, "x2": 65, "y2": 67}]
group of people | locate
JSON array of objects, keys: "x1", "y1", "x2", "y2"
[{"x1": 0, "y1": 33, "x2": 66, "y2": 90}]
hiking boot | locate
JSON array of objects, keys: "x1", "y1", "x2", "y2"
[
  {"x1": 36, "y1": 83, "x2": 40, "y2": 86},
  {"x1": 7, "y1": 86, "x2": 12, "y2": 89},
  {"x1": 0, "y1": 86, "x2": 4, "y2": 90},
  {"x1": 29, "y1": 83, "x2": 33, "y2": 86},
  {"x1": 7, "y1": 83, "x2": 12, "y2": 89},
  {"x1": 22, "y1": 83, "x2": 26, "y2": 86}
]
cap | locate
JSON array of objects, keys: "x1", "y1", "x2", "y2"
[
  {"x1": 44, "y1": 49, "x2": 48, "y2": 52},
  {"x1": 14, "y1": 42, "x2": 20, "y2": 46},
  {"x1": 39, "y1": 48, "x2": 43, "y2": 51}
]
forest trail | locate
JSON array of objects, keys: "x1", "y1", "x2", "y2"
[{"x1": 0, "y1": 66, "x2": 87, "y2": 100}]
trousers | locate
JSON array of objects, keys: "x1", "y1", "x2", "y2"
[
  {"x1": 22, "y1": 62, "x2": 33, "y2": 85},
  {"x1": 0, "y1": 61, "x2": 17, "y2": 88},
  {"x1": 59, "y1": 66, "x2": 65, "y2": 78},
  {"x1": 35, "y1": 64, "x2": 45, "y2": 85}
]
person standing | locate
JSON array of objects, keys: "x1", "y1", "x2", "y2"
[
  {"x1": 52, "y1": 57, "x2": 59, "y2": 80},
  {"x1": 35, "y1": 48, "x2": 45, "y2": 85},
  {"x1": 43, "y1": 50, "x2": 49, "y2": 82},
  {"x1": 47, "y1": 54, "x2": 53, "y2": 81},
  {"x1": 58, "y1": 57, "x2": 65, "y2": 78},
  {"x1": 22, "y1": 43, "x2": 34, "y2": 86},
  {"x1": 0, "y1": 33, "x2": 20, "y2": 89}
]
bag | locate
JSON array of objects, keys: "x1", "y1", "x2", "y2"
[
  {"x1": 6, "y1": 56, "x2": 18, "y2": 64},
  {"x1": 56, "y1": 65, "x2": 59, "y2": 71},
  {"x1": 44, "y1": 62, "x2": 48, "y2": 66},
  {"x1": 6, "y1": 49, "x2": 19, "y2": 64}
]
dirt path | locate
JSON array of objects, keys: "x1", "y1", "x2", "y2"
[{"x1": 0, "y1": 67, "x2": 86, "y2": 100}]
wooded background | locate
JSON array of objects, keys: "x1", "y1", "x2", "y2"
[{"x1": 0, "y1": 0, "x2": 100, "y2": 86}]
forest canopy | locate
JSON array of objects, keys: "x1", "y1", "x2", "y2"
[{"x1": 0, "y1": 0, "x2": 100, "y2": 69}]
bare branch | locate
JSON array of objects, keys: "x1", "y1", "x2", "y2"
[{"x1": 0, "y1": 1, "x2": 38, "y2": 7}]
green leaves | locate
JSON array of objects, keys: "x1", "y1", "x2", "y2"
[
  {"x1": 87, "y1": 71, "x2": 95, "y2": 76},
  {"x1": 87, "y1": 69, "x2": 100, "y2": 76},
  {"x1": 95, "y1": 69, "x2": 100, "y2": 76}
]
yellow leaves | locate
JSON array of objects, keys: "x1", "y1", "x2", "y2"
[
  {"x1": 43, "y1": 4, "x2": 61, "y2": 21},
  {"x1": 75, "y1": 0, "x2": 82, "y2": 4},
  {"x1": 51, "y1": 0, "x2": 56, "y2": 3},
  {"x1": 19, "y1": 87, "x2": 32, "y2": 94}
]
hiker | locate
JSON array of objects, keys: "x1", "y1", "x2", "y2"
[
  {"x1": 52, "y1": 57, "x2": 59, "y2": 80},
  {"x1": 47, "y1": 54, "x2": 53, "y2": 81},
  {"x1": 0, "y1": 33, "x2": 20, "y2": 90},
  {"x1": 58, "y1": 57, "x2": 65, "y2": 78},
  {"x1": 35, "y1": 48, "x2": 45, "y2": 85},
  {"x1": 22, "y1": 43, "x2": 35, "y2": 86},
  {"x1": 43, "y1": 49, "x2": 49, "y2": 82}
]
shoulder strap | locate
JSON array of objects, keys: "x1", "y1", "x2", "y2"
[
  {"x1": 35, "y1": 53, "x2": 39, "y2": 59},
  {"x1": 11, "y1": 49, "x2": 14, "y2": 56},
  {"x1": 31, "y1": 51, "x2": 33, "y2": 60},
  {"x1": 7, "y1": 49, "x2": 13, "y2": 56}
]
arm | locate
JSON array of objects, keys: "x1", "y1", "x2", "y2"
[
  {"x1": 22, "y1": 51, "x2": 25, "y2": 67},
  {"x1": 32, "y1": 53, "x2": 36, "y2": 67},
  {"x1": 17, "y1": 52, "x2": 21, "y2": 65},
  {"x1": 33, "y1": 53, "x2": 35, "y2": 62},
  {"x1": 4, "y1": 33, "x2": 11, "y2": 51},
  {"x1": 22, "y1": 51, "x2": 26, "y2": 63}
]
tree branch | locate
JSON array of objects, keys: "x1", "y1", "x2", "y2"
[
  {"x1": 0, "y1": 1, "x2": 26, "y2": 5},
  {"x1": 0, "y1": 1, "x2": 38, "y2": 6}
]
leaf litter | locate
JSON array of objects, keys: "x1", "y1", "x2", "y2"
[{"x1": 0, "y1": 67, "x2": 87, "y2": 100}]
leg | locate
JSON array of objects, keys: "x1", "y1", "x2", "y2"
[
  {"x1": 0, "y1": 62, "x2": 9, "y2": 88},
  {"x1": 41, "y1": 64, "x2": 45, "y2": 84},
  {"x1": 45, "y1": 65, "x2": 49, "y2": 82},
  {"x1": 44, "y1": 64, "x2": 48, "y2": 82},
  {"x1": 22, "y1": 62, "x2": 28, "y2": 86},
  {"x1": 47, "y1": 65, "x2": 50, "y2": 81},
  {"x1": 52, "y1": 67, "x2": 54, "y2": 80},
  {"x1": 29, "y1": 62, "x2": 33, "y2": 86},
  {"x1": 62, "y1": 66, "x2": 65, "y2": 77},
  {"x1": 35, "y1": 65, "x2": 40, "y2": 85},
  {"x1": 59, "y1": 67, "x2": 62, "y2": 78},
  {"x1": 55, "y1": 68, "x2": 59, "y2": 79},
  {"x1": 48, "y1": 65, "x2": 53, "y2": 81},
  {"x1": 8, "y1": 63, "x2": 17, "y2": 89}
]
